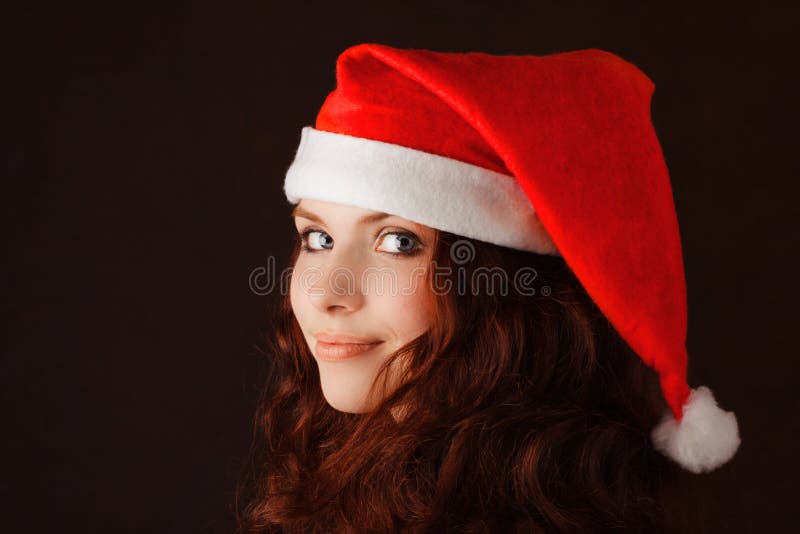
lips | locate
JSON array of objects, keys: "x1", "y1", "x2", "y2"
[
  {"x1": 315, "y1": 331, "x2": 382, "y2": 344},
  {"x1": 314, "y1": 331, "x2": 383, "y2": 362}
]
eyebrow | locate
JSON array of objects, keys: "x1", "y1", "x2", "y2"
[{"x1": 291, "y1": 206, "x2": 395, "y2": 226}]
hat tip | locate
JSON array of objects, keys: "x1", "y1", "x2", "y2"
[{"x1": 650, "y1": 385, "x2": 741, "y2": 474}]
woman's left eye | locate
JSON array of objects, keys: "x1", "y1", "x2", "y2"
[{"x1": 377, "y1": 232, "x2": 420, "y2": 255}]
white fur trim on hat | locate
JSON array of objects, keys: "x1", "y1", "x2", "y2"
[
  {"x1": 650, "y1": 385, "x2": 741, "y2": 474},
  {"x1": 283, "y1": 127, "x2": 560, "y2": 256}
]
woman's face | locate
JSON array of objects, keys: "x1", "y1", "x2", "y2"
[{"x1": 289, "y1": 198, "x2": 437, "y2": 413}]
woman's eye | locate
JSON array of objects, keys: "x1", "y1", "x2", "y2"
[
  {"x1": 300, "y1": 229, "x2": 333, "y2": 252},
  {"x1": 377, "y1": 232, "x2": 420, "y2": 255}
]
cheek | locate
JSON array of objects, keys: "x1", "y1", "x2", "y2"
[
  {"x1": 289, "y1": 260, "x2": 309, "y2": 324},
  {"x1": 398, "y1": 299, "x2": 432, "y2": 340},
  {"x1": 384, "y1": 267, "x2": 434, "y2": 337}
]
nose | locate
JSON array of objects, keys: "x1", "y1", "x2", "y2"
[{"x1": 307, "y1": 255, "x2": 367, "y2": 314}]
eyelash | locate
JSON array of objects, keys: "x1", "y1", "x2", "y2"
[{"x1": 298, "y1": 227, "x2": 423, "y2": 257}]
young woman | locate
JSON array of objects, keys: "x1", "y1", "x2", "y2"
[{"x1": 235, "y1": 43, "x2": 740, "y2": 533}]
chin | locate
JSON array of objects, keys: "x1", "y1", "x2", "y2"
[
  {"x1": 316, "y1": 359, "x2": 381, "y2": 414},
  {"x1": 320, "y1": 383, "x2": 371, "y2": 414},
  {"x1": 323, "y1": 396, "x2": 370, "y2": 414}
]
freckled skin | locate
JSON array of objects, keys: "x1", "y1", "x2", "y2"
[{"x1": 290, "y1": 199, "x2": 436, "y2": 413}]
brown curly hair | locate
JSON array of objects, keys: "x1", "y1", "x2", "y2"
[{"x1": 234, "y1": 228, "x2": 688, "y2": 533}]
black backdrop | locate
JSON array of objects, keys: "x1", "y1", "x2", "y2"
[{"x1": 4, "y1": 2, "x2": 797, "y2": 532}]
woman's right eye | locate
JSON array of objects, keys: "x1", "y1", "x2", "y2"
[{"x1": 300, "y1": 229, "x2": 333, "y2": 252}]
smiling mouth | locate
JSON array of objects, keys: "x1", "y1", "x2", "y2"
[
  {"x1": 314, "y1": 339, "x2": 384, "y2": 362},
  {"x1": 315, "y1": 331, "x2": 383, "y2": 344}
]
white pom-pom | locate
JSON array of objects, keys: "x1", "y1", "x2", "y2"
[{"x1": 650, "y1": 385, "x2": 741, "y2": 474}]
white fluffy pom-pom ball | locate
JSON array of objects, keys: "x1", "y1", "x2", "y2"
[{"x1": 650, "y1": 385, "x2": 741, "y2": 474}]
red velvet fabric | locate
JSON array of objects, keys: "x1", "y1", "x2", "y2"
[{"x1": 315, "y1": 43, "x2": 691, "y2": 421}]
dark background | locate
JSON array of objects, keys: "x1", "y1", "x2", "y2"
[{"x1": 4, "y1": 1, "x2": 797, "y2": 532}]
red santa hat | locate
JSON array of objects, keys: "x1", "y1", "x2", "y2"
[{"x1": 283, "y1": 43, "x2": 740, "y2": 474}]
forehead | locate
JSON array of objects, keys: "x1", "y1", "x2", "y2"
[{"x1": 292, "y1": 199, "x2": 430, "y2": 233}]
